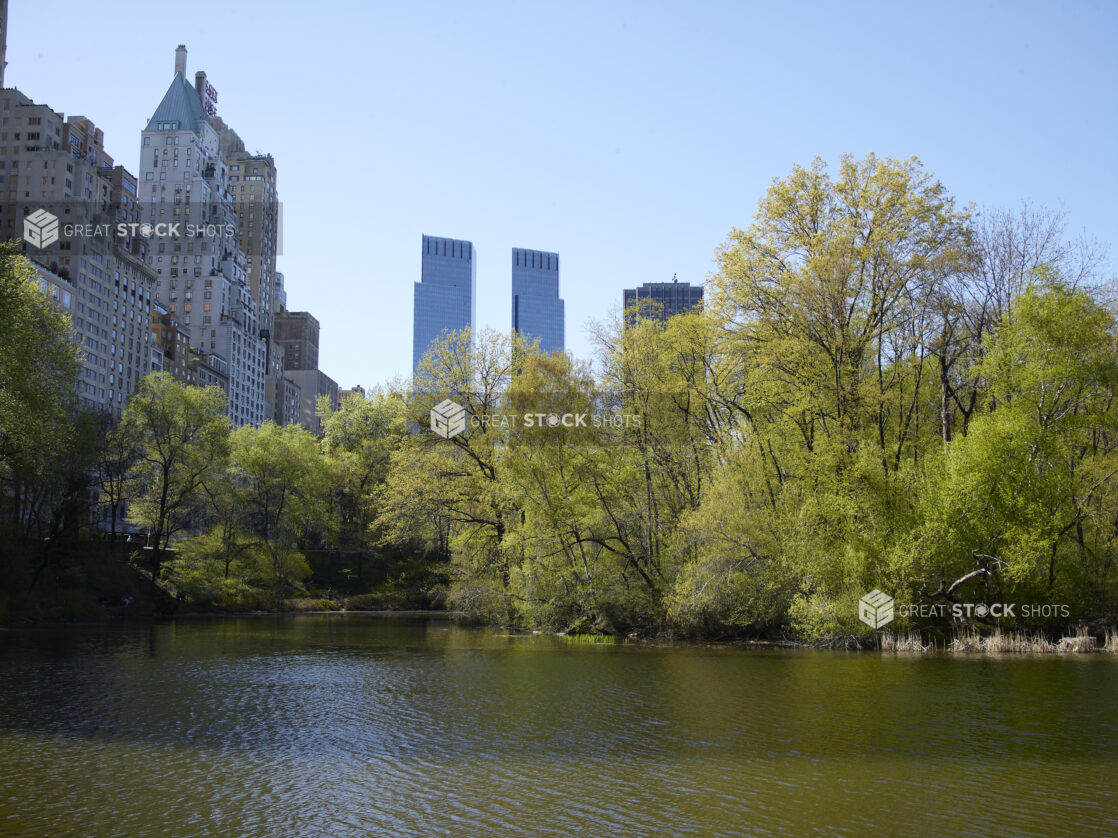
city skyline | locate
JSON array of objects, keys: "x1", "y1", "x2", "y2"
[
  {"x1": 0, "y1": 37, "x2": 342, "y2": 433},
  {"x1": 4, "y1": 0, "x2": 1117, "y2": 390},
  {"x1": 2, "y1": 8, "x2": 1117, "y2": 830}
]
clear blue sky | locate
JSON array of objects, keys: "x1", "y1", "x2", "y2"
[{"x1": 8, "y1": 0, "x2": 1117, "y2": 389}]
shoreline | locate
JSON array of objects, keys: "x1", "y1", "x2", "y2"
[
  {"x1": 165, "y1": 608, "x2": 458, "y2": 620},
  {"x1": 6, "y1": 609, "x2": 1117, "y2": 656}
]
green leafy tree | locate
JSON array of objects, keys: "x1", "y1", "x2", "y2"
[
  {"x1": 898, "y1": 278, "x2": 1118, "y2": 611},
  {"x1": 0, "y1": 244, "x2": 83, "y2": 542},
  {"x1": 381, "y1": 328, "x2": 524, "y2": 621},
  {"x1": 170, "y1": 462, "x2": 253, "y2": 598},
  {"x1": 499, "y1": 351, "x2": 625, "y2": 629},
  {"x1": 710, "y1": 153, "x2": 973, "y2": 461},
  {"x1": 320, "y1": 388, "x2": 408, "y2": 585},
  {"x1": 18, "y1": 410, "x2": 102, "y2": 593},
  {"x1": 228, "y1": 421, "x2": 330, "y2": 589},
  {"x1": 702, "y1": 154, "x2": 978, "y2": 637},
  {"x1": 121, "y1": 373, "x2": 230, "y2": 578}
]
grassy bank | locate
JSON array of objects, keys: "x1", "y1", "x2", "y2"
[{"x1": 877, "y1": 625, "x2": 1118, "y2": 654}]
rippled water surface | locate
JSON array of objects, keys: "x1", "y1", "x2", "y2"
[{"x1": 0, "y1": 615, "x2": 1115, "y2": 837}]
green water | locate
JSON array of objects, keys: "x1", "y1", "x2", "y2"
[{"x1": 0, "y1": 615, "x2": 1114, "y2": 837}]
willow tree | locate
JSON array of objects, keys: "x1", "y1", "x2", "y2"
[{"x1": 498, "y1": 351, "x2": 609, "y2": 628}]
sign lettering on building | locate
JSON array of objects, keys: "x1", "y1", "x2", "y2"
[{"x1": 203, "y1": 82, "x2": 219, "y2": 117}]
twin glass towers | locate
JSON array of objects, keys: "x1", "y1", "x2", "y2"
[{"x1": 412, "y1": 235, "x2": 565, "y2": 376}]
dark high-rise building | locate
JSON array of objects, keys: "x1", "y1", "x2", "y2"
[
  {"x1": 413, "y1": 234, "x2": 475, "y2": 376},
  {"x1": 511, "y1": 247, "x2": 564, "y2": 354},
  {"x1": 273, "y1": 310, "x2": 336, "y2": 432},
  {"x1": 623, "y1": 276, "x2": 703, "y2": 325},
  {"x1": 274, "y1": 310, "x2": 319, "y2": 371}
]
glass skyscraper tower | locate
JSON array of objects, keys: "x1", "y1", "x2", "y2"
[
  {"x1": 511, "y1": 248, "x2": 565, "y2": 354},
  {"x1": 413, "y1": 235, "x2": 476, "y2": 377}
]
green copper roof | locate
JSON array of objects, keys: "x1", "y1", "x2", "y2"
[{"x1": 145, "y1": 74, "x2": 208, "y2": 132}]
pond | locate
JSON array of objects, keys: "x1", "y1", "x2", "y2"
[{"x1": 0, "y1": 615, "x2": 1114, "y2": 836}]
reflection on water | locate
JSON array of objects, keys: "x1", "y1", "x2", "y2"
[{"x1": 0, "y1": 616, "x2": 1115, "y2": 837}]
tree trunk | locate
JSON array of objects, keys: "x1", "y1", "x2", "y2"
[{"x1": 940, "y1": 356, "x2": 952, "y2": 443}]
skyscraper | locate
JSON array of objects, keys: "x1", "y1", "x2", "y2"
[
  {"x1": 623, "y1": 276, "x2": 703, "y2": 325},
  {"x1": 138, "y1": 46, "x2": 266, "y2": 428},
  {"x1": 210, "y1": 117, "x2": 288, "y2": 418},
  {"x1": 511, "y1": 247, "x2": 564, "y2": 354},
  {"x1": 211, "y1": 118, "x2": 279, "y2": 333},
  {"x1": 413, "y1": 235, "x2": 476, "y2": 377}
]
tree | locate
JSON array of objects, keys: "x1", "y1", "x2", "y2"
[
  {"x1": 95, "y1": 416, "x2": 141, "y2": 545},
  {"x1": 382, "y1": 328, "x2": 526, "y2": 620},
  {"x1": 162, "y1": 454, "x2": 254, "y2": 605},
  {"x1": 699, "y1": 155, "x2": 978, "y2": 636},
  {"x1": 925, "y1": 203, "x2": 1104, "y2": 443},
  {"x1": 320, "y1": 388, "x2": 408, "y2": 585},
  {"x1": 121, "y1": 373, "x2": 230, "y2": 579},
  {"x1": 17, "y1": 410, "x2": 102, "y2": 593},
  {"x1": 229, "y1": 421, "x2": 330, "y2": 589},
  {"x1": 709, "y1": 153, "x2": 974, "y2": 462},
  {"x1": 0, "y1": 244, "x2": 82, "y2": 542},
  {"x1": 899, "y1": 278, "x2": 1118, "y2": 607},
  {"x1": 666, "y1": 446, "x2": 793, "y2": 636},
  {"x1": 499, "y1": 350, "x2": 628, "y2": 629}
]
